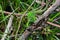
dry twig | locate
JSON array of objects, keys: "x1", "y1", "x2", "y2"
[
  {"x1": 18, "y1": 0, "x2": 60, "y2": 40},
  {"x1": 47, "y1": 21, "x2": 60, "y2": 28},
  {"x1": 1, "y1": 15, "x2": 14, "y2": 40}
]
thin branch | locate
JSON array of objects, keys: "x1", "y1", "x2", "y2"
[
  {"x1": 47, "y1": 21, "x2": 60, "y2": 28},
  {"x1": 1, "y1": 15, "x2": 14, "y2": 40},
  {"x1": 0, "y1": 11, "x2": 22, "y2": 16},
  {"x1": 33, "y1": 21, "x2": 60, "y2": 31}
]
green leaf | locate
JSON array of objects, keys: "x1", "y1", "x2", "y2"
[
  {"x1": 0, "y1": 4, "x2": 2, "y2": 10},
  {"x1": 49, "y1": 12, "x2": 60, "y2": 22},
  {"x1": 25, "y1": 11, "x2": 36, "y2": 27},
  {"x1": 0, "y1": 15, "x2": 10, "y2": 23},
  {"x1": 27, "y1": 11, "x2": 36, "y2": 22}
]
